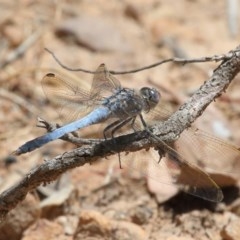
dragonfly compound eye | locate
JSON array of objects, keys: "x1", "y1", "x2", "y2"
[
  {"x1": 149, "y1": 88, "x2": 161, "y2": 105},
  {"x1": 140, "y1": 87, "x2": 161, "y2": 109}
]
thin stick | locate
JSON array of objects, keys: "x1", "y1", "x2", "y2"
[
  {"x1": 0, "y1": 30, "x2": 42, "y2": 69},
  {"x1": 0, "y1": 89, "x2": 39, "y2": 116},
  {"x1": 45, "y1": 47, "x2": 240, "y2": 75}
]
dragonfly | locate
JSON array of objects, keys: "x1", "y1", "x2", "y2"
[{"x1": 14, "y1": 64, "x2": 224, "y2": 202}]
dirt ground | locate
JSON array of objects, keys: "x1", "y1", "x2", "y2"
[{"x1": 1, "y1": 0, "x2": 240, "y2": 239}]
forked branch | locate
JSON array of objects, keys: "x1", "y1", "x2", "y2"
[{"x1": 0, "y1": 46, "x2": 240, "y2": 221}]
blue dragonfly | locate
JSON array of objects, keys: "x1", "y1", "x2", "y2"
[
  {"x1": 14, "y1": 64, "x2": 224, "y2": 202},
  {"x1": 14, "y1": 64, "x2": 160, "y2": 155}
]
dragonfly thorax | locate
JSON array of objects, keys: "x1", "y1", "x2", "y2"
[{"x1": 140, "y1": 87, "x2": 161, "y2": 113}]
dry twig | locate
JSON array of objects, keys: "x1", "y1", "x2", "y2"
[
  {"x1": 0, "y1": 30, "x2": 41, "y2": 69},
  {"x1": 45, "y1": 47, "x2": 240, "y2": 75},
  {"x1": 0, "y1": 89, "x2": 39, "y2": 116}
]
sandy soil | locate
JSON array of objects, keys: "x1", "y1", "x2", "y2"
[{"x1": 0, "y1": 1, "x2": 240, "y2": 239}]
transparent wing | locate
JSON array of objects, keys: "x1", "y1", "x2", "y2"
[
  {"x1": 177, "y1": 129, "x2": 240, "y2": 175},
  {"x1": 90, "y1": 64, "x2": 121, "y2": 99},
  {"x1": 140, "y1": 101, "x2": 240, "y2": 176},
  {"x1": 120, "y1": 144, "x2": 222, "y2": 202},
  {"x1": 42, "y1": 64, "x2": 121, "y2": 123},
  {"x1": 42, "y1": 73, "x2": 100, "y2": 123}
]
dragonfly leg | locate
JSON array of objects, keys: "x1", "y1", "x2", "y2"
[
  {"x1": 103, "y1": 117, "x2": 135, "y2": 139},
  {"x1": 111, "y1": 117, "x2": 134, "y2": 138},
  {"x1": 103, "y1": 119, "x2": 122, "y2": 139},
  {"x1": 103, "y1": 119, "x2": 125, "y2": 170},
  {"x1": 138, "y1": 113, "x2": 166, "y2": 162},
  {"x1": 139, "y1": 114, "x2": 147, "y2": 128},
  {"x1": 130, "y1": 117, "x2": 137, "y2": 132},
  {"x1": 110, "y1": 117, "x2": 136, "y2": 170},
  {"x1": 118, "y1": 153, "x2": 122, "y2": 169},
  {"x1": 103, "y1": 117, "x2": 135, "y2": 170}
]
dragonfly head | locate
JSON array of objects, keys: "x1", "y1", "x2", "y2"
[{"x1": 140, "y1": 87, "x2": 161, "y2": 112}]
